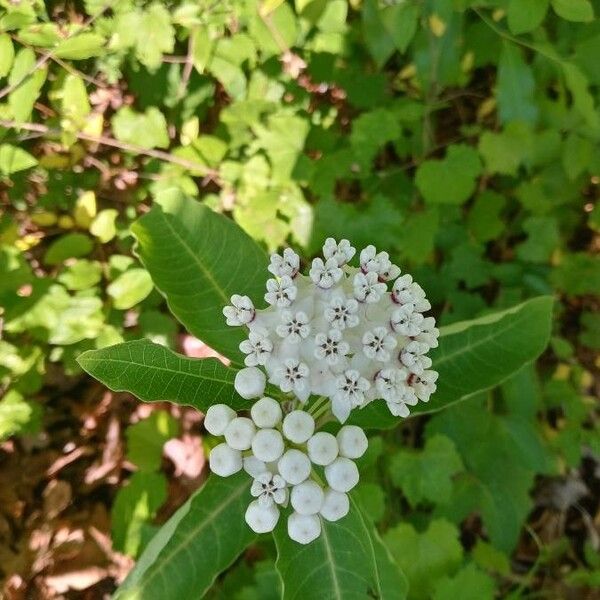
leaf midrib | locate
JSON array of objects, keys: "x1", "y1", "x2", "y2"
[{"x1": 321, "y1": 521, "x2": 343, "y2": 600}]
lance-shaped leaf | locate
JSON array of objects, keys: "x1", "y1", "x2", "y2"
[
  {"x1": 131, "y1": 190, "x2": 268, "y2": 363},
  {"x1": 274, "y1": 496, "x2": 408, "y2": 599},
  {"x1": 115, "y1": 472, "x2": 256, "y2": 599},
  {"x1": 351, "y1": 296, "x2": 553, "y2": 429},
  {"x1": 77, "y1": 339, "x2": 251, "y2": 411}
]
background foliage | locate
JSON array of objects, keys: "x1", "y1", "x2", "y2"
[{"x1": 0, "y1": 0, "x2": 598, "y2": 597}]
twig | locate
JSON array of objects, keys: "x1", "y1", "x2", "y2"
[
  {"x1": 0, "y1": 119, "x2": 218, "y2": 179},
  {"x1": 177, "y1": 34, "x2": 195, "y2": 99}
]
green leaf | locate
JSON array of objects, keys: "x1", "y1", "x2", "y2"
[
  {"x1": 44, "y1": 233, "x2": 93, "y2": 265},
  {"x1": 552, "y1": 253, "x2": 600, "y2": 296},
  {"x1": 352, "y1": 296, "x2": 554, "y2": 428},
  {"x1": 467, "y1": 191, "x2": 506, "y2": 243},
  {"x1": 54, "y1": 33, "x2": 105, "y2": 59},
  {"x1": 478, "y1": 123, "x2": 532, "y2": 176},
  {"x1": 0, "y1": 34, "x2": 15, "y2": 77},
  {"x1": 58, "y1": 259, "x2": 102, "y2": 290},
  {"x1": 115, "y1": 473, "x2": 256, "y2": 600},
  {"x1": 274, "y1": 496, "x2": 408, "y2": 599},
  {"x1": 0, "y1": 389, "x2": 42, "y2": 440},
  {"x1": 415, "y1": 145, "x2": 482, "y2": 205},
  {"x1": 112, "y1": 471, "x2": 168, "y2": 557},
  {"x1": 8, "y1": 48, "x2": 47, "y2": 122},
  {"x1": 107, "y1": 268, "x2": 154, "y2": 310},
  {"x1": 516, "y1": 216, "x2": 559, "y2": 263},
  {"x1": 551, "y1": 0, "x2": 594, "y2": 21},
  {"x1": 562, "y1": 133, "x2": 593, "y2": 180},
  {"x1": 0, "y1": 144, "x2": 37, "y2": 176},
  {"x1": 390, "y1": 434, "x2": 463, "y2": 507},
  {"x1": 90, "y1": 208, "x2": 118, "y2": 243},
  {"x1": 507, "y1": 0, "x2": 548, "y2": 34},
  {"x1": 135, "y1": 3, "x2": 175, "y2": 70},
  {"x1": 131, "y1": 190, "x2": 268, "y2": 362},
  {"x1": 562, "y1": 63, "x2": 600, "y2": 130},
  {"x1": 112, "y1": 107, "x2": 170, "y2": 150},
  {"x1": 496, "y1": 43, "x2": 538, "y2": 124},
  {"x1": 433, "y1": 564, "x2": 496, "y2": 600},
  {"x1": 384, "y1": 519, "x2": 463, "y2": 600},
  {"x1": 77, "y1": 339, "x2": 249, "y2": 412},
  {"x1": 126, "y1": 411, "x2": 178, "y2": 471}
]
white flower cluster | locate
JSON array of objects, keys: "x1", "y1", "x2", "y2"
[
  {"x1": 206, "y1": 398, "x2": 367, "y2": 544},
  {"x1": 224, "y1": 239, "x2": 439, "y2": 422}
]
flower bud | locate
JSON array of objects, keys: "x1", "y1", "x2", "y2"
[
  {"x1": 287, "y1": 512, "x2": 321, "y2": 545},
  {"x1": 320, "y1": 489, "x2": 349, "y2": 522},
  {"x1": 245, "y1": 500, "x2": 279, "y2": 533},
  {"x1": 278, "y1": 449, "x2": 311, "y2": 485},
  {"x1": 307, "y1": 432, "x2": 339, "y2": 466},
  {"x1": 291, "y1": 480, "x2": 324, "y2": 515},
  {"x1": 336, "y1": 425, "x2": 368, "y2": 459},
  {"x1": 324, "y1": 457, "x2": 359, "y2": 493},
  {"x1": 282, "y1": 410, "x2": 315, "y2": 444},
  {"x1": 251, "y1": 397, "x2": 282, "y2": 428},
  {"x1": 224, "y1": 417, "x2": 256, "y2": 451},
  {"x1": 251, "y1": 428, "x2": 285, "y2": 463},
  {"x1": 209, "y1": 443, "x2": 242, "y2": 477},
  {"x1": 243, "y1": 455, "x2": 267, "y2": 478},
  {"x1": 204, "y1": 404, "x2": 236, "y2": 436},
  {"x1": 234, "y1": 367, "x2": 266, "y2": 399}
]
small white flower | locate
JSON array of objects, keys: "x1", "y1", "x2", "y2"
[
  {"x1": 307, "y1": 432, "x2": 339, "y2": 466},
  {"x1": 325, "y1": 457, "x2": 359, "y2": 493},
  {"x1": 234, "y1": 367, "x2": 266, "y2": 399},
  {"x1": 276, "y1": 310, "x2": 311, "y2": 343},
  {"x1": 410, "y1": 369, "x2": 439, "y2": 402},
  {"x1": 250, "y1": 397, "x2": 282, "y2": 428},
  {"x1": 392, "y1": 276, "x2": 431, "y2": 312},
  {"x1": 282, "y1": 410, "x2": 315, "y2": 444},
  {"x1": 223, "y1": 294, "x2": 255, "y2": 326},
  {"x1": 390, "y1": 304, "x2": 425, "y2": 337},
  {"x1": 375, "y1": 368, "x2": 409, "y2": 403},
  {"x1": 416, "y1": 316, "x2": 439, "y2": 348},
  {"x1": 265, "y1": 276, "x2": 297, "y2": 307},
  {"x1": 336, "y1": 425, "x2": 368, "y2": 459},
  {"x1": 204, "y1": 404, "x2": 236, "y2": 436},
  {"x1": 251, "y1": 428, "x2": 285, "y2": 463},
  {"x1": 224, "y1": 417, "x2": 256, "y2": 451},
  {"x1": 245, "y1": 500, "x2": 279, "y2": 533},
  {"x1": 324, "y1": 296, "x2": 360, "y2": 330},
  {"x1": 239, "y1": 329, "x2": 273, "y2": 367},
  {"x1": 362, "y1": 326, "x2": 397, "y2": 362},
  {"x1": 400, "y1": 341, "x2": 430, "y2": 375},
  {"x1": 209, "y1": 443, "x2": 242, "y2": 477},
  {"x1": 359, "y1": 245, "x2": 399, "y2": 281},
  {"x1": 309, "y1": 257, "x2": 343, "y2": 289},
  {"x1": 268, "y1": 248, "x2": 300, "y2": 278},
  {"x1": 332, "y1": 370, "x2": 370, "y2": 422},
  {"x1": 276, "y1": 359, "x2": 311, "y2": 401},
  {"x1": 250, "y1": 471, "x2": 287, "y2": 507},
  {"x1": 353, "y1": 271, "x2": 387, "y2": 303},
  {"x1": 278, "y1": 449, "x2": 312, "y2": 485},
  {"x1": 291, "y1": 480, "x2": 324, "y2": 515},
  {"x1": 323, "y1": 238, "x2": 355, "y2": 266},
  {"x1": 320, "y1": 489, "x2": 349, "y2": 522},
  {"x1": 314, "y1": 329, "x2": 350, "y2": 365},
  {"x1": 288, "y1": 512, "x2": 321, "y2": 545}
]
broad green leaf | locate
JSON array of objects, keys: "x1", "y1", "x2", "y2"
[
  {"x1": 131, "y1": 190, "x2": 268, "y2": 362},
  {"x1": 126, "y1": 411, "x2": 178, "y2": 471},
  {"x1": 90, "y1": 208, "x2": 118, "y2": 242},
  {"x1": 135, "y1": 3, "x2": 175, "y2": 70},
  {"x1": 551, "y1": 253, "x2": 600, "y2": 296},
  {"x1": 496, "y1": 43, "x2": 538, "y2": 125},
  {"x1": 507, "y1": 0, "x2": 548, "y2": 34},
  {"x1": 351, "y1": 296, "x2": 554, "y2": 428},
  {"x1": 551, "y1": 0, "x2": 594, "y2": 21},
  {"x1": 0, "y1": 389, "x2": 42, "y2": 440},
  {"x1": 107, "y1": 268, "x2": 153, "y2": 310},
  {"x1": 562, "y1": 133, "x2": 593, "y2": 180},
  {"x1": 390, "y1": 434, "x2": 463, "y2": 507},
  {"x1": 54, "y1": 33, "x2": 105, "y2": 59},
  {"x1": 77, "y1": 339, "x2": 251, "y2": 411},
  {"x1": 58, "y1": 259, "x2": 102, "y2": 290},
  {"x1": 0, "y1": 144, "x2": 37, "y2": 176},
  {"x1": 516, "y1": 216, "x2": 559, "y2": 263},
  {"x1": 8, "y1": 48, "x2": 47, "y2": 122},
  {"x1": 478, "y1": 123, "x2": 532, "y2": 176},
  {"x1": 415, "y1": 145, "x2": 481, "y2": 205},
  {"x1": 432, "y1": 564, "x2": 496, "y2": 600},
  {"x1": 44, "y1": 233, "x2": 93, "y2": 265},
  {"x1": 467, "y1": 191, "x2": 506, "y2": 243},
  {"x1": 112, "y1": 471, "x2": 168, "y2": 557},
  {"x1": 274, "y1": 496, "x2": 408, "y2": 599},
  {"x1": 112, "y1": 107, "x2": 170, "y2": 150},
  {"x1": 384, "y1": 519, "x2": 463, "y2": 600},
  {"x1": 115, "y1": 473, "x2": 256, "y2": 600},
  {"x1": 0, "y1": 34, "x2": 15, "y2": 77},
  {"x1": 562, "y1": 63, "x2": 600, "y2": 130}
]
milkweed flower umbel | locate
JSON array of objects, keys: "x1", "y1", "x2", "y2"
[{"x1": 208, "y1": 239, "x2": 439, "y2": 544}]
